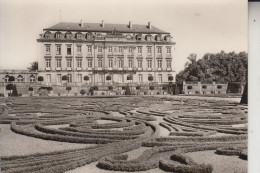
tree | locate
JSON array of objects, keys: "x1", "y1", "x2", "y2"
[
  {"x1": 66, "y1": 86, "x2": 72, "y2": 95},
  {"x1": 240, "y1": 82, "x2": 248, "y2": 104},
  {"x1": 168, "y1": 76, "x2": 173, "y2": 82},
  {"x1": 11, "y1": 84, "x2": 18, "y2": 97},
  {"x1": 6, "y1": 84, "x2": 13, "y2": 95},
  {"x1": 148, "y1": 76, "x2": 153, "y2": 83},
  {"x1": 184, "y1": 53, "x2": 197, "y2": 67},
  {"x1": 28, "y1": 61, "x2": 38, "y2": 71},
  {"x1": 8, "y1": 76, "x2": 15, "y2": 82},
  {"x1": 80, "y1": 89, "x2": 86, "y2": 96},
  {"x1": 125, "y1": 85, "x2": 131, "y2": 95}
]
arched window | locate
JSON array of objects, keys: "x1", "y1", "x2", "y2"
[
  {"x1": 44, "y1": 31, "x2": 51, "y2": 39},
  {"x1": 65, "y1": 32, "x2": 72, "y2": 39},
  {"x1": 29, "y1": 75, "x2": 36, "y2": 82},
  {"x1": 17, "y1": 75, "x2": 24, "y2": 82},
  {"x1": 4, "y1": 75, "x2": 9, "y2": 82},
  {"x1": 86, "y1": 32, "x2": 93, "y2": 40},
  {"x1": 145, "y1": 34, "x2": 152, "y2": 41},
  {"x1": 55, "y1": 32, "x2": 62, "y2": 39},
  {"x1": 136, "y1": 34, "x2": 142, "y2": 41},
  {"x1": 76, "y1": 32, "x2": 82, "y2": 40}
]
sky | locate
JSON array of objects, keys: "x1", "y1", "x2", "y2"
[{"x1": 0, "y1": 0, "x2": 247, "y2": 73}]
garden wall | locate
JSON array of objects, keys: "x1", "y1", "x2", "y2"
[{"x1": 183, "y1": 81, "x2": 228, "y2": 94}]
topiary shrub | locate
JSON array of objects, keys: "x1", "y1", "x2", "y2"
[
  {"x1": 122, "y1": 86, "x2": 126, "y2": 90},
  {"x1": 38, "y1": 76, "x2": 44, "y2": 82},
  {"x1": 187, "y1": 86, "x2": 192, "y2": 90},
  {"x1": 8, "y1": 76, "x2": 15, "y2": 82},
  {"x1": 84, "y1": 76, "x2": 89, "y2": 81},
  {"x1": 28, "y1": 87, "x2": 34, "y2": 91},
  {"x1": 168, "y1": 75, "x2": 173, "y2": 82},
  {"x1": 108, "y1": 86, "x2": 113, "y2": 90},
  {"x1": 148, "y1": 76, "x2": 153, "y2": 82},
  {"x1": 6, "y1": 84, "x2": 13, "y2": 94},
  {"x1": 11, "y1": 84, "x2": 18, "y2": 97},
  {"x1": 62, "y1": 75, "x2": 68, "y2": 81},
  {"x1": 217, "y1": 85, "x2": 222, "y2": 89},
  {"x1": 125, "y1": 85, "x2": 131, "y2": 95},
  {"x1": 80, "y1": 89, "x2": 86, "y2": 95},
  {"x1": 89, "y1": 87, "x2": 94, "y2": 95},
  {"x1": 149, "y1": 86, "x2": 154, "y2": 90}
]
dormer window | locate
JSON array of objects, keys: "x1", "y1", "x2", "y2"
[
  {"x1": 44, "y1": 31, "x2": 51, "y2": 39},
  {"x1": 86, "y1": 33, "x2": 93, "y2": 40},
  {"x1": 165, "y1": 35, "x2": 171, "y2": 42},
  {"x1": 55, "y1": 32, "x2": 62, "y2": 39},
  {"x1": 156, "y1": 35, "x2": 161, "y2": 41},
  {"x1": 136, "y1": 34, "x2": 142, "y2": 41},
  {"x1": 146, "y1": 35, "x2": 152, "y2": 41},
  {"x1": 65, "y1": 32, "x2": 72, "y2": 39},
  {"x1": 76, "y1": 33, "x2": 82, "y2": 40}
]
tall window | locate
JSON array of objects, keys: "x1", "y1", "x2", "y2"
[
  {"x1": 157, "y1": 47, "x2": 162, "y2": 54},
  {"x1": 147, "y1": 47, "x2": 152, "y2": 55},
  {"x1": 98, "y1": 47, "x2": 102, "y2": 53},
  {"x1": 87, "y1": 46, "x2": 92, "y2": 53},
  {"x1": 57, "y1": 74, "x2": 61, "y2": 83},
  {"x1": 46, "y1": 59, "x2": 51, "y2": 68},
  {"x1": 137, "y1": 59, "x2": 142, "y2": 68},
  {"x1": 67, "y1": 59, "x2": 72, "y2": 68},
  {"x1": 67, "y1": 45, "x2": 71, "y2": 55},
  {"x1": 167, "y1": 47, "x2": 171, "y2": 54},
  {"x1": 77, "y1": 59, "x2": 82, "y2": 68},
  {"x1": 108, "y1": 47, "x2": 113, "y2": 53},
  {"x1": 119, "y1": 47, "x2": 123, "y2": 53},
  {"x1": 98, "y1": 59, "x2": 103, "y2": 68},
  {"x1": 128, "y1": 59, "x2": 133, "y2": 68},
  {"x1": 138, "y1": 47, "x2": 142, "y2": 54},
  {"x1": 108, "y1": 59, "x2": 113, "y2": 68},
  {"x1": 147, "y1": 60, "x2": 152, "y2": 68},
  {"x1": 67, "y1": 74, "x2": 72, "y2": 82},
  {"x1": 158, "y1": 74, "x2": 162, "y2": 83},
  {"x1": 129, "y1": 47, "x2": 133, "y2": 53},
  {"x1": 118, "y1": 59, "x2": 123, "y2": 68},
  {"x1": 87, "y1": 59, "x2": 93, "y2": 68},
  {"x1": 76, "y1": 33, "x2": 81, "y2": 40},
  {"x1": 157, "y1": 59, "x2": 162, "y2": 68},
  {"x1": 56, "y1": 59, "x2": 62, "y2": 68},
  {"x1": 167, "y1": 60, "x2": 172, "y2": 68},
  {"x1": 46, "y1": 74, "x2": 51, "y2": 83},
  {"x1": 56, "y1": 45, "x2": 61, "y2": 55},
  {"x1": 46, "y1": 45, "x2": 51, "y2": 55},
  {"x1": 77, "y1": 74, "x2": 82, "y2": 82},
  {"x1": 56, "y1": 33, "x2": 61, "y2": 39},
  {"x1": 138, "y1": 74, "x2": 143, "y2": 83},
  {"x1": 77, "y1": 46, "x2": 82, "y2": 55}
]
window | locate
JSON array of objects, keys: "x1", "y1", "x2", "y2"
[
  {"x1": 46, "y1": 59, "x2": 51, "y2": 68},
  {"x1": 56, "y1": 59, "x2": 62, "y2": 68},
  {"x1": 56, "y1": 32, "x2": 61, "y2": 39},
  {"x1": 67, "y1": 74, "x2": 72, "y2": 82},
  {"x1": 67, "y1": 45, "x2": 71, "y2": 55},
  {"x1": 76, "y1": 33, "x2": 81, "y2": 40},
  {"x1": 129, "y1": 47, "x2": 133, "y2": 53},
  {"x1": 56, "y1": 45, "x2": 61, "y2": 55},
  {"x1": 98, "y1": 59, "x2": 102, "y2": 68},
  {"x1": 138, "y1": 47, "x2": 142, "y2": 54},
  {"x1": 87, "y1": 59, "x2": 93, "y2": 68},
  {"x1": 57, "y1": 74, "x2": 61, "y2": 83},
  {"x1": 87, "y1": 46, "x2": 92, "y2": 53},
  {"x1": 137, "y1": 59, "x2": 142, "y2": 68},
  {"x1": 147, "y1": 60, "x2": 152, "y2": 68},
  {"x1": 128, "y1": 59, "x2": 133, "y2": 68},
  {"x1": 167, "y1": 47, "x2": 171, "y2": 54},
  {"x1": 86, "y1": 33, "x2": 92, "y2": 40},
  {"x1": 136, "y1": 34, "x2": 142, "y2": 40},
  {"x1": 98, "y1": 47, "x2": 102, "y2": 53},
  {"x1": 167, "y1": 60, "x2": 172, "y2": 68},
  {"x1": 67, "y1": 59, "x2": 72, "y2": 68},
  {"x1": 118, "y1": 59, "x2": 123, "y2": 68},
  {"x1": 108, "y1": 59, "x2": 113, "y2": 68},
  {"x1": 46, "y1": 74, "x2": 51, "y2": 83},
  {"x1": 66, "y1": 33, "x2": 72, "y2": 39},
  {"x1": 147, "y1": 47, "x2": 152, "y2": 54},
  {"x1": 44, "y1": 32, "x2": 50, "y2": 39},
  {"x1": 77, "y1": 74, "x2": 82, "y2": 82},
  {"x1": 29, "y1": 75, "x2": 36, "y2": 82},
  {"x1": 156, "y1": 35, "x2": 161, "y2": 41},
  {"x1": 77, "y1": 46, "x2": 82, "y2": 54},
  {"x1": 108, "y1": 47, "x2": 113, "y2": 53},
  {"x1": 77, "y1": 59, "x2": 82, "y2": 68},
  {"x1": 138, "y1": 74, "x2": 143, "y2": 83},
  {"x1": 157, "y1": 47, "x2": 162, "y2": 54},
  {"x1": 158, "y1": 74, "x2": 162, "y2": 83},
  {"x1": 17, "y1": 75, "x2": 24, "y2": 82},
  {"x1": 157, "y1": 59, "x2": 162, "y2": 68},
  {"x1": 119, "y1": 47, "x2": 123, "y2": 53},
  {"x1": 46, "y1": 45, "x2": 51, "y2": 55}
]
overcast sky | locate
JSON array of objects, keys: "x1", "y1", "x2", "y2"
[{"x1": 0, "y1": 0, "x2": 247, "y2": 73}]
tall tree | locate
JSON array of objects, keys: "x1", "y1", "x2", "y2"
[{"x1": 28, "y1": 61, "x2": 38, "y2": 71}]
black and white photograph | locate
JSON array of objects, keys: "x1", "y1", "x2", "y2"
[{"x1": 0, "y1": 0, "x2": 255, "y2": 172}]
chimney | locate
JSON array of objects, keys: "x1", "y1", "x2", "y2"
[
  {"x1": 80, "y1": 19, "x2": 83, "y2": 27},
  {"x1": 148, "y1": 21, "x2": 152, "y2": 29},
  {"x1": 129, "y1": 21, "x2": 132, "y2": 29},
  {"x1": 101, "y1": 20, "x2": 105, "y2": 27}
]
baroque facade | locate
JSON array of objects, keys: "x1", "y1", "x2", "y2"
[{"x1": 37, "y1": 20, "x2": 176, "y2": 86}]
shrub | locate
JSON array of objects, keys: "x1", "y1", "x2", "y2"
[
  {"x1": 187, "y1": 86, "x2": 192, "y2": 90},
  {"x1": 6, "y1": 84, "x2": 13, "y2": 91},
  {"x1": 136, "y1": 86, "x2": 141, "y2": 90},
  {"x1": 80, "y1": 89, "x2": 86, "y2": 95},
  {"x1": 11, "y1": 84, "x2": 18, "y2": 97},
  {"x1": 122, "y1": 86, "x2": 126, "y2": 90},
  {"x1": 28, "y1": 87, "x2": 34, "y2": 91},
  {"x1": 93, "y1": 86, "x2": 98, "y2": 91},
  {"x1": 106, "y1": 76, "x2": 112, "y2": 81},
  {"x1": 127, "y1": 75, "x2": 133, "y2": 80},
  {"x1": 148, "y1": 76, "x2": 153, "y2": 82},
  {"x1": 149, "y1": 86, "x2": 154, "y2": 90},
  {"x1": 66, "y1": 86, "x2": 72, "y2": 91},
  {"x1": 217, "y1": 85, "x2": 222, "y2": 89},
  {"x1": 202, "y1": 85, "x2": 207, "y2": 89},
  {"x1": 8, "y1": 76, "x2": 15, "y2": 82},
  {"x1": 108, "y1": 86, "x2": 113, "y2": 90},
  {"x1": 168, "y1": 76, "x2": 173, "y2": 81},
  {"x1": 125, "y1": 85, "x2": 131, "y2": 95},
  {"x1": 38, "y1": 76, "x2": 44, "y2": 81}
]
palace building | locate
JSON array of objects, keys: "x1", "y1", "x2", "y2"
[{"x1": 37, "y1": 20, "x2": 176, "y2": 86}]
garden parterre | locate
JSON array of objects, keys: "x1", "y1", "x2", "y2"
[{"x1": 0, "y1": 96, "x2": 247, "y2": 173}]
